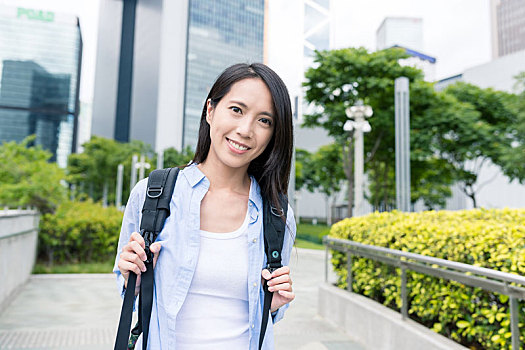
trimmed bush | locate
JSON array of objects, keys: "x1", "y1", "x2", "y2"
[
  {"x1": 329, "y1": 208, "x2": 525, "y2": 350},
  {"x1": 38, "y1": 200, "x2": 123, "y2": 265}
]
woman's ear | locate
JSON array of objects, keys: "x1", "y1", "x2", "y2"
[{"x1": 206, "y1": 99, "x2": 213, "y2": 124}]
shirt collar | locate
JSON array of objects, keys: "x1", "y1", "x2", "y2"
[
  {"x1": 181, "y1": 162, "x2": 207, "y2": 188},
  {"x1": 183, "y1": 162, "x2": 263, "y2": 211},
  {"x1": 248, "y1": 176, "x2": 262, "y2": 213}
]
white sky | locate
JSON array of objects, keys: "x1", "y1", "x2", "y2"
[
  {"x1": 331, "y1": 0, "x2": 492, "y2": 80},
  {"x1": 1, "y1": 0, "x2": 492, "y2": 103}
]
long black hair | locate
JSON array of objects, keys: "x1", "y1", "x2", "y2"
[{"x1": 192, "y1": 63, "x2": 293, "y2": 212}]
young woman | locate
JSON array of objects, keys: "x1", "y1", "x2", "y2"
[{"x1": 114, "y1": 63, "x2": 296, "y2": 349}]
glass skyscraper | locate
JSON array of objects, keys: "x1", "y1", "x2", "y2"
[
  {"x1": 182, "y1": 0, "x2": 265, "y2": 147},
  {"x1": 0, "y1": 6, "x2": 82, "y2": 167}
]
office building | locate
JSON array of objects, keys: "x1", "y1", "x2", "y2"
[
  {"x1": 0, "y1": 6, "x2": 82, "y2": 167},
  {"x1": 91, "y1": 0, "x2": 265, "y2": 151},
  {"x1": 376, "y1": 17, "x2": 423, "y2": 52},
  {"x1": 376, "y1": 17, "x2": 435, "y2": 81},
  {"x1": 491, "y1": 0, "x2": 525, "y2": 58}
]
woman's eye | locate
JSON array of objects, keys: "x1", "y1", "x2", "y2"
[
  {"x1": 231, "y1": 106, "x2": 242, "y2": 114},
  {"x1": 259, "y1": 118, "x2": 273, "y2": 126}
]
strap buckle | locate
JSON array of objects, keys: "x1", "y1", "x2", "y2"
[
  {"x1": 141, "y1": 229, "x2": 155, "y2": 263},
  {"x1": 266, "y1": 263, "x2": 281, "y2": 273},
  {"x1": 270, "y1": 206, "x2": 284, "y2": 217},
  {"x1": 147, "y1": 186, "x2": 163, "y2": 198}
]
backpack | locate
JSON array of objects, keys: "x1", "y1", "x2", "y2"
[{"x1": 114, "y1": 167, "x2": 288, "y2": 350}]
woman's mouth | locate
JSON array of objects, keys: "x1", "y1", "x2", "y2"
[{"x1": 227, "y1": 138, "x2": 251, "y2": 152}]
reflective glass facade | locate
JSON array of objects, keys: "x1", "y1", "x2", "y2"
[
  {"x1": 0, "y1": 6, "x2": 81, "y2": 167},
  {"x1": 182, "y1": 0, "x2": 264, "y2": 148}
]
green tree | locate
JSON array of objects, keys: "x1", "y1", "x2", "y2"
[
  {"x1": 443, "y1": 82, "x2": 518, "y2": 207},
  {"x1": 303, "y1": 47, "x2": 455, "y2": 213},
  {"x1": 0, "y1": 137, "x2": 66, "y2": 213},
  {"x1": 500, "y1": 72, "x2": 525, "y2": 183},
  {"x1": 294, "y1": 148, "x2": 312, "y2": 192},
  {"x1": 304, "y1": 143, "x2": 346, "y2": 224},
  {"x1": 67, "y1": 136, "x2": 153, "y2": 205},
  {"x1": 152, "y1": 146, "x2": 194, "y2": 168}
]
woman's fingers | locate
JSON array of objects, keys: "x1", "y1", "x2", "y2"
[
  {"x1": 267, "y1": 274, "x2": 292, "y2": 286},
  {"x1": 269, "y1": 266, "x2": 290, "y2": 278},
  {"x1": 261, "y1": 269, "x2": 272, "y2": 281},
  {"x1": 118, "y1": 259, "x2": 142, "y2": 276},
  {"x1": 120, "y1": 251, "x2": 147, "y2": 272},
  {"x1": 129, "y1": 232, "x2": 145, "y2": 248},
  {"x1": 276, "y1": 290, "x2": 295, "y2": 300},
  {"x1": 268, "y1": 282, "x2": 291, "y2": 292},
  {"x1": 151, "y1": 242, "x2": 162, "y2": 269},
  {"x1": 125, "y1": 239, "x2": 147, "y2": 261}
]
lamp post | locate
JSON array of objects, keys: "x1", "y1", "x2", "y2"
[{"x1": 344, "y1": 101, "x2": 373, "y2": 217}]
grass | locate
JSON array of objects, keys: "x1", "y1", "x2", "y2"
[
  {"x1": 296, "y1": 223, "x2": 331, "y2": 243},
  {"x1": 294, "y1": 238, "x2": 324, "y2": 250},
  {"x1": 33, "y1": 260, "x2": 115, "y2": 274}
]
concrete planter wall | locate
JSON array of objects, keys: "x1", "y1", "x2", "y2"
[
  {"x1": 318, "y1": 283, "x2": 468, "y2": 350},
  {"x1": 0, "y1": 210, "x2": 40, "y2": 311}
]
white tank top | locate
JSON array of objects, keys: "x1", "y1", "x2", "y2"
[{"x1": 174, "y1": 210, "x2": 250, "y2": 349}]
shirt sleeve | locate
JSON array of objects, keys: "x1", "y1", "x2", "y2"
[
  {"x1": 113, "y1": 179, "x2": 147, "y2": 309},
  {"x1": 272, "y1": 203, "x2": 297, "y2": 324}
]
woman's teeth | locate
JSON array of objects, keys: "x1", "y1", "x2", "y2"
[{"x1": 228, "y1": 139, "x2": 248, "y2": 151}]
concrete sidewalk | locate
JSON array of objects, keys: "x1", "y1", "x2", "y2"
[{"x1": 0, "y1": 248, "x2": 365, "y2": 350}]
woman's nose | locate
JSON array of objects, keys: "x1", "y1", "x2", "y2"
[{"x1": 236, "y1": 118, "x2": 254, "y2": 138}]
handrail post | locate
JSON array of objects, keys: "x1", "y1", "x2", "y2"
[
  {"x1": 324, "y1": 246, "x2": 328, "y2": 283},
  {"x1": 347, "y1": 252, "x2": 353, "y2": 292},
  {"x1": 510, "y1": 296, "x2": 520, "y2": 350},
  {"x1": 401, "y1": 267, "x2": 408, "y2": 319}
]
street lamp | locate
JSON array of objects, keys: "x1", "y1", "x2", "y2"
[{"x1": 344, "y1": 101, "x2": 373, "y2": 217}]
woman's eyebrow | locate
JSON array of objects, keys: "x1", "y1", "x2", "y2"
[{"x1": 230, "y1": 100, "x2": 274, "y2": 118}]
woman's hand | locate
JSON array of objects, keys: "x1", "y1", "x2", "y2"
[
  {"x1": 261, "y1": 266, "x2": 295, "y2": 313},
  {"x1": 117, "y1": 232, "x2": 162, "y2": 296}
]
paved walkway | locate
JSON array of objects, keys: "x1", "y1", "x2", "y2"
[{"x1": 0, "y1": 249, "x2": 365, "y2": 350}]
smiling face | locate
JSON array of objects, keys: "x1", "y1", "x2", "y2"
[{"x1": 205, "y1": 78, "x2": 275, "y2": 172}]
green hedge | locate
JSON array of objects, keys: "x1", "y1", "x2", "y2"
[
  {"x1": 329, "y1": 208, "x2": 525, "y2": 350},
  {"x1": 38, "y1": 200, "x2": 123, "y2": 265}
]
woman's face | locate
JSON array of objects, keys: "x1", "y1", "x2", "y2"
[{"x1": 206, "y1": 78, "x2": 275, "y2": 171}]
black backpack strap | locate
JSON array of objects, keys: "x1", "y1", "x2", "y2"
[
  {"x1": 259, "y1": 194, "x2": 288, "y2": 350},
  {"x1": 114, "y1": 167, "x2": 179, "y2": 350}
]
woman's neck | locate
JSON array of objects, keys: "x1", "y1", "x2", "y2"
[{"x1": 197, "y1": 160, "x2": 251, "y2": 195}]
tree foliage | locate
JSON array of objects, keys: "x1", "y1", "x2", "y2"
[
  {"x1": 302, "y1": 143, "x2": 346, "y2": 197},
  {"x1": 443, "y1": 82, "x2": 518, "y2": 207},
  {"x1": 67, "y1": 137, "x2": 196, "y2": 206},
  {"x1": 67, "y1": 136, "x2": 154, "y2": 205},
  {"x1": 499, "y1": 71, "x2": 525, "y2": 183},
  {"x1": 303, "y1": 47, "x2": 455, "y2": 210},
  {"x1": 152, "y1": 146, "x2": 194, "y2": 169},
  {"x1": 0, "y1": 137, "x2": 66, "y2": 213}
]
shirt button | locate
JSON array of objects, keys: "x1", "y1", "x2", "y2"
[
  {"x1": 252, "y1": 238, "x2": 257, "y2": 243},
  {"x1": 253, "y1": 282, "x2": 257, "y2": 287},
  {"x1": 249, "y1": 202, "x2": 253, "y2": 207},
  {"x1": 251, "y1": 324, "x2": 255, "y2": 329}
]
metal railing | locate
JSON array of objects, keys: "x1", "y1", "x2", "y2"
[{"x1": 323, "y1": 236, "x2": 525, "y2": 350}]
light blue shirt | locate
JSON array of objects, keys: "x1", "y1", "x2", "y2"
[{"x1": 113, "y1": 163, "x2": 296, "y2": 349}]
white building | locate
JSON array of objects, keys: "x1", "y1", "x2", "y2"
[
  {"x1": 267, "y1": 0, "x2": 337, "y2": 221},
  {"x1": 376, "y1": 17, "x2": 423, "y2": 52}
]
